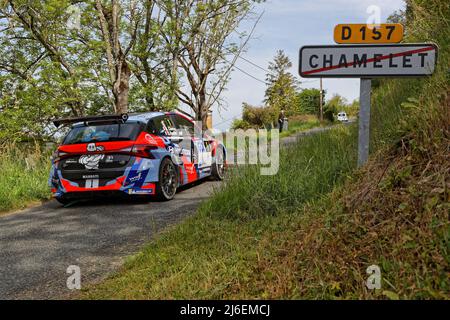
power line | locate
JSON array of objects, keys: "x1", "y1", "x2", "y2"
[
  {"x1": 215, "y1": 116, "x2": 237, "y2": 127},
  {"x1": 223, "y1": 46, "x2": 270, "y2": 74},
  {"x1": 232, "y1": 54, "x2": 320, "y2": 85},
  {"x1": 223, "y1": 51, "x2": 320, "y2": 86},
  {"x1": 230, "y1": 51, "x2": 319, "y2": 84},
  {"x1": 236, "y1": 55, "x2": 269, "y2": 73},
  {"x1": 224, "y1": 58, "x2": 267, "y2": 84}
]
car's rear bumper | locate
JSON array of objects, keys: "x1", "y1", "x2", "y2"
[
  {"x1": 49, "y1": 157, "x2": 161, "y2": 199},
  {"x1": 51, "y1": 176, "x2": 157, "y2": 199}
]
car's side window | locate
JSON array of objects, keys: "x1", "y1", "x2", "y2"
[
  {"x1": 174, "y1": 115, "x2": 195, "y2": 136},
  {"x1": 150, "y1": 116, "x2": 177, "y2": 137},
  {"x1": 146, "y1": 119, "x2": 158, "y2": 135}
]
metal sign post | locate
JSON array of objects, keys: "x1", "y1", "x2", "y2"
[{"x1": 358, "y1": 78, "x2": 371, "y2": 167}]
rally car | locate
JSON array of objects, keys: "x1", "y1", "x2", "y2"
[{"x1": 49, "y1": 112, "x2": 226, "y2": 204}]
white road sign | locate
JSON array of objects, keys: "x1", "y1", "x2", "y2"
[{"x1": 299, "y1": 44, "x2": 437, "y2": 78}]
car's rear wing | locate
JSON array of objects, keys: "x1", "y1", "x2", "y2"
[{"x1": 52, "y1": 113, "x2": 129, "y2": 128}]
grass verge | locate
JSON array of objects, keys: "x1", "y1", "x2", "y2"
[{"x1": 0, "y1": 143, "x2": 52, "y2": 214}]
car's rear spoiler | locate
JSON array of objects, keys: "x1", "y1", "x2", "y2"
[{"x1": 52, "y1": 113, "x2": 129, "y2": 128}]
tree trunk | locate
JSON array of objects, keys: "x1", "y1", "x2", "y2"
[
  {"x1": 198, "y1": 83, "x2": 209, "y2": 131},
  {"x1": 145, "y1": 91, "x2": 155, "y2": 110},
  {"x1": 197, "y1": 107, "x2": 209, "y2": 131},
  {"x1": 113, "y1": 60, "x2": 131, "y2": 114}
]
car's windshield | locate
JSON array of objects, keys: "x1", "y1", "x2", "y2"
[{"x1": 63, "y1": 122, "x2": 142, "y2": 145}]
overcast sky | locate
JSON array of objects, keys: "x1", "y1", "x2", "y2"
[{"x1": 208, "y1": 0, "x2": 405, "y2": 130}]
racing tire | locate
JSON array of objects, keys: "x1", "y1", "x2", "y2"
[
  {"x1": 211, "y1": 146, "x2": 225, "y2": 181},
  {"x1": 155, "y1": 158, "x2": 178, "y2": 201}
]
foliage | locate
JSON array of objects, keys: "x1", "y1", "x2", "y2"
[
  {"x1": 346, "y1": 99, "x2": 360, "y2": 117},
  {"x1": 160, "y1": 0, "x2": 261, "y2": 127},
  {"x1": 0, "y1": 0, "x2": 109, "y2": 141},
  {"x1": 278, "y1": 115, "x2": 320, "y2": 138},
  {"x1": 387, "y1": 9, "x2": 406, "y2": 24},
  {"x1": 296, "y1": 88, "x2": 324, "y2": 115},
  {"x1": 231, "y1": 119, "x2": 251, "y2": 130},
  {"x1": 241, "y1": 103, "x2": 277, "y2": 128},
  {"x1": 324, "y1": 94, "x2": 348, "y2": 122},
  {"x1": 0, "y1": 0, "x2": 260, "y2": 141},
  {"x1": 264, "y1": 50, "x2": 298, "y2": 115}
]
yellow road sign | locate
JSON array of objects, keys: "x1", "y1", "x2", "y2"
[{"x1": 334, "y1": 23, "x2": 404, "y2": 44}]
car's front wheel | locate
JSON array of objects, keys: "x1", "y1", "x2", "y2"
[{"x1": 156, "y1": 158, "x2": 178, "y2": 201}]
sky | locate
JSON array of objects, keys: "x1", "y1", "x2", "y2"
[{"x1": 210, "y1": 0, "x2": 406, "y2": 130}]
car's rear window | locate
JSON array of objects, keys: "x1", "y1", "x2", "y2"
[{"x1": 63, "y1": 122, "x2": 142, "y2": 145}]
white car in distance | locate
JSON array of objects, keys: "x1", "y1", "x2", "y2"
[{"x1": 337, "y1": 111, "x2": 348, "y2": 122}]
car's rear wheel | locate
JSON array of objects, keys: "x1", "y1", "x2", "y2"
[
  {"x1": 156, "y1": 158, "x2": 178, "y2": 201},
  {"x1": 211, "y1": 146, "x2": 225, "y2": 180}
]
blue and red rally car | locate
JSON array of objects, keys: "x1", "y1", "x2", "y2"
[{"x1": 49, "y1": 112, "x2": 226, "y2": 204}]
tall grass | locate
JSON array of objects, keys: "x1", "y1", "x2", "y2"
[
  {"x1": 204, "y1": 124, "x2": 356, "y2": 220},
  {"x1": 0, "y1": 143, "x2": 52, "y2": 213}
]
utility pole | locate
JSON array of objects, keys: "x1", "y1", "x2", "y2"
[
  {"x1": 319, "y1": 77, "x2": 323, "y2": 122},
  {"x1": 357, "y1": 78, "x2": 371, "y2": 167}
]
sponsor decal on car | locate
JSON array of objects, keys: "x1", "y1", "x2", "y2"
[
  {"x1": 87, "y1": 143, "x2": 104, "y2": 152},
  {"x1": 128, "y1": 189, "x2": 153, "y2": 195},
  {"x1": 79, "y1": 154, "x2": 105, "y2": 170},
  {"x1": 128, "y1": 173, "x2": 142, "y2": 183},
  {"x1": 82, "y1": 174, "x2": 99, "y2": 179},
  {"x1": 145, "y1": 134, "x2": 156, "y2": 144}
]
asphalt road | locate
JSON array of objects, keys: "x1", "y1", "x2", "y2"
[
  {"x1": 0, "y1": 121, "x2": 353, "y2": 300},
  {"x1": 0, "y1": 180, "x2": 220, "y2": 299}
]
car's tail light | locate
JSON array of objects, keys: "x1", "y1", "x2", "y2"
[{"x1": 118, "y1": 145, "x2": 157, "y2": 159}]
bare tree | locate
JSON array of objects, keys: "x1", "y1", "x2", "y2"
[
  {"x1": 158, "y1": 0, "x2": 261, "y2": 128},
  {"x1": 95, "y1": 0, "x2": 140, "y2": 114},
  {"x1": 127, "y1": 0, "x2": 177, "y2": 111}
]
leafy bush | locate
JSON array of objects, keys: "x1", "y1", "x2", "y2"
[
  {"x1": 231, "y1": 119, "x2": 251, "y2": 130},
  {"x1": 241, "y1": 103, "x2": 277, "y2": 128},
  {"x1": 323, "y1": 94, "x2": 349, "y2": 122},
  {"x1": 297, "y1": 88, "x2": 323, "y2": 115}
]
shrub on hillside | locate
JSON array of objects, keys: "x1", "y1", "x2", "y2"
[
  {"x1": 297, "y1": 88, "x2": 324, "y2": 115},
  {"x1": 231, "y1": 119, "x2": 251, "y2": 130},
  {"x1": 241, "y1": 103, "x2": 277, "y2": 129}
]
